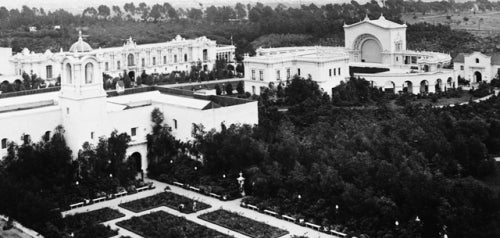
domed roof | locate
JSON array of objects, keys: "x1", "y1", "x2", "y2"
[{"x1": 69, "y1": 31, "x2": 92, "y2": 53}]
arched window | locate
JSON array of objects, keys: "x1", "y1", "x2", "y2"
[
  {"x1": 1, "y1": 138, "x2": 7, "y2": 149},
  {"x1": 128, "y1": 54, "x2": 135, "y2": 66},
  {"x1": 476, "y1": 58, "x2": 480, "y2": 63},
  {"x1": 184, "y1": 54, "x2": 188, "y2": 62},
  {"x1": 65, "y1": 63, "x2": 72, "y2": 84},
  {"x1": 85, "y1": 63, "x2": 94, "y2": 84},
  {"x1": 203, "y1": 49, "x2": 208, "y2": 61}
]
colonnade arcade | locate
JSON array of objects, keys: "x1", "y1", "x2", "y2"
[{"x1": 382, "y1": 77, "x2": 455, "y2": 94}]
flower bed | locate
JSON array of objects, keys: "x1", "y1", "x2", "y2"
[
  {"x1": 116, "y1": 211, "x2": 231, "y2": 238},
  {"x1": 63, "y1": 207, "x2": 124, "y2": 238},
  {"x1": 119, "y1": 192, "x2": 210, "y2": 214},
  {"x1": 198, "y1": 209, "x2": 289, "y2": 238}
]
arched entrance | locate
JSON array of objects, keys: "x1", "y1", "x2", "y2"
[
  {"x1": 354, "y1": 34, "x2": 383, "y2": 63},
  {"x1": 474, "y1": 71, "x2": 482, "y2": 83},
  {"x1": 128, "y1": 71, "x2": 135, "y2": 81},
  {"x1": 384, "y1": 81, "x2": 395, "y2": 93},
  {"x1": 420, "y1": 80, "x2": 429, "y2": 94},
  {"x1": 130, "y1": 152, "x2": 143, "y2": 179},
  {"x1": 435, "y1": 78, "x2": 443, "y2": 93},
  {"x1": 447, "y1": 77, "x2": 453, "y2": 87},
  {"x1": 403, "y1": 81, "x2": 413, "y2": 94}
]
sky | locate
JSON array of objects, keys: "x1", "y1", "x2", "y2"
[{"x1": 0, "y1": 0, "x2": 357, "y2": 13}]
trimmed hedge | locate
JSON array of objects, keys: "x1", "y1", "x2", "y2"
[{"x1": 119, "y1": 192, "x2": 210, "y2": 214}]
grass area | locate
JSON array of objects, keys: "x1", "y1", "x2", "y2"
[
  {"x1": 119, "y1": 192, "x2": 210, "y2": 214},
  {"x1": 63, "y1": 207, "x2": 124, "y2": 238},
  {"x1": 199, "y1": 209, "x2": 289, "y2": 238},
  {"x1": 117, "y1": 211, "x2": 231, "y2": 238}
]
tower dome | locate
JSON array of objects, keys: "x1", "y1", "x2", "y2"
[{"x1": 69, "y1": 31, "x2": 92, "y2": 53}]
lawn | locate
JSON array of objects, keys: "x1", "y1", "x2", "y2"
[
  {"x1": 63, "y1": 207, "x2": 124, "y2": 238},
  {"x1": 117, "y1": 211, "x2": 231, "y2": 238},
  {"x1": 199, "y1": 209, "x2": 289, "y2": 238},
  {"x1": 119, "y1": 192, "x2": 210, "y2": 213}
]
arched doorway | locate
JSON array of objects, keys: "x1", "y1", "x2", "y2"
[
  {"x1": 435, "y1": 78, "x2": 442, "y2": 93},
  {"x1": 403, "y1": 81, "x2": 413, "y2": 94},
  {"x1": 474, "y1": 71, "x2": 482, "y2": 83},
  {"x1": 420, "y1": 80, "x2": 429, "y2": 94},
  {"x1": 361, "y1": 39, "x2": 382, "y2": 63},
  {"x1": 128, "y1": 71, "x2": 135, "y2": 81},
  {"x1": 447, "y1": 77, "x2": 453, "y2": 87},
  {"x1": 130, "y1": 152, "x2": 143, "y2": 179},
  {"x1": 384, "y1": 81, "x2": 395, "y2": 93}
]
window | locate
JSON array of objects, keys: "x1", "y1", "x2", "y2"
[
  {"x1": 476, "y1": 58, "x2": 479, "y2": 63},
  {"x1": 153, "y1": 57, "x2": 156, "y2": 66},
  {"x1": 411, "y1": 56, "x2": 417, "y2": 64},
  {"x1": 203, "y1": 49, "x2": 208, "y2": 61},
  {"x1": 117, "y1": 60, "x2": 121, "y2": 70},
  {"x1": 128, "y1": 54, "x2": 134, "y2": 66},
  {"x1": 259, "y1": 70, "x2": 264, "y2": 81},
  {"x1": 141, "y1": 58, "x2": 145, "y2": 67},
  {"x1": 44, "y1": 131, "x2": 51, "y2": 141},
  {"x1": 251, "y1": 70, "x2": 255, "y2": 80},
  {"x1": 286, "y1": 68, "x2": 291, "y2": 79},
  {"x1": 338, "y1": 67, "x2": 341, "y2": 75},
  {"x1": 105, "y1": 62, "x2": 109, "y2": 71},
  {"x1": 460, "y1": 65, "x2": 464, "y2": 70},
  {"x1": 252, "y1": 86, "x2": 256, "y2": 94},
  {"x1": 66, "y1": 107, "x2": 69, "y2": 115},
  {"x1": 396, "y1": 56, "x2": 399, "y2": 62},
  {"x1": 297, "y1": 68, "x2": 301, "y2": 76},
  {"x1": 276, "y1": 70, "x2": 280, "y2": 80},
  {"x1": 85, "y1": 63, "x2": 94, "y2": 84},
  {"x1": 90, "y1": 132, "x2": 94, "y2": 139},
  {"x1": 333, "y1": 68, "x2": 336, "y2": 76},
  {"x1": 184, "y1": 54, "x2": 188, "y2": 62},
  {"x1": 46, "y1": 65, "x2": 53, "y2": 79},
  {"x1": 329, "y1": 69, "x2": 332, "y2": 77},
  {"x1": 173, "y1": 119, "x2": 178, "y2": 129},
  {"x1": 131, "y1": 127, "x2": 137, "y2": 136},
  {"x1": 174, "y1": 55, "x2": 177, "y2": 63},
  {"x1": 163, "y1": 56, "x2": 167, "y2": 65},
  {"x1": 1, "y1": 138, "x2": 7, "y2": 149},
  {"x1": 65, "y1": 63, "x2": 72, "y2": 84}
]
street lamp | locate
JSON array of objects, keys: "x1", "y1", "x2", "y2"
[
  {"x1": 297, "y1": 194, "x2": 302, "y2": 199},
  {"x1": 194, "y1": 166, "x2": 198, "y2": 171},
  {"x1": 395, "y1": 220, "x2": 399, "y2": 226},
  {"x1": 415, "y1": 216, "x2": 420, "y2": 222},
  {"x1": 222, "y1": 174, "x2": 226, "y2": 179},
  {"x1": 109, "y1": 174, "x2": 113, "y2": 178},
  {"x1": 75, "y1": 181, "x2": 79, "y2": 186},
  {"x1": 236, "y1": 172, "x2": 245, "y2": 196}
]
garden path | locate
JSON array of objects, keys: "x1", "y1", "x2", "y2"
[{"x1": 62, "y1": 178, "x2": 340, "y2": 238}]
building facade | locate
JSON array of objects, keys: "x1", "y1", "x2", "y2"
[
  {"x1": 243, "y1": 14, "x2": 456, "y2": 95},
  {"x1": 0, "y1": 35, "x2": 256, "y2": 174},
  {"x1": 453, "y1": 52, "x2": 500, "y2": 83},
  {"x1": 1, "y1": 32, "x2": 235, "y2": 85}
]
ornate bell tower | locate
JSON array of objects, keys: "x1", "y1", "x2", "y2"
[{"x1": 59, "y1": 31, "x2": 107, "y2": 156}]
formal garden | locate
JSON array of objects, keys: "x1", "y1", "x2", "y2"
[
  {"x1": 199, "y1": 209, "x2": 288, "y2": 238},
  {"x1": 116, "y1": 211, "x2": 231, "y2": 238},
  {"x1": 62, "y1": 207, "x2": 124, "y2": 238},
  {"x1": 119, "y1": 192, "x2": 210, "y2": 214}
]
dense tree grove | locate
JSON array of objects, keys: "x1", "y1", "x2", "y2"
[
  {"x1": 148, "y1": 77, "x2": 500, "y2": 238},
  {"x1": 0, "y1": 1, "x2": 498, "y2": 58},
  {"x1": 0, "y1": 127, "x2": 139, "y2": 237}
]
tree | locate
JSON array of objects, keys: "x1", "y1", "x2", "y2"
[
  {"x1": 97, "y1": 5, "x2": 111, "y2": 19},
  {"x1": 225, "y1": 83, "x2": 233, "y2": 95},
  {"x1": 149, "y1": 4, "x2": 164, "y2": 21},
  {"x1": 215, "y1": 84, "x2": 222, "y2": 95},
  {"x1": 235, "y1": 3, "x2": 247, "y2": 19},
  {"x1": 236, "y1": 81, "x2": 245, "y2": 94},
  {"x1": 83, "y1": 7, "x2": 98, "y2": 18},
  {"x1": 112, "y1": 6, "x2": 122, "y2": 19}
]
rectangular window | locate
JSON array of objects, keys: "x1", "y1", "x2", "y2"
[
  {"x1": 46, "y1": 65, "x2": 53, "y2": 79},
  {"x1": 334, "y1": 68, "x2": 336, "y2": 76},
  {"x1": 411, "y1": 56, "x2": 417, "y2": 64},
  {"x1": 173, "y1": 119, "x2": 178, "y2": 129},
  {"x1": 23, "y1": 134, "x2": 30, "y2": 144},
  {"x1": 276, "y1": 70, "x2": 280, "y2": 80},
  {"x1": 105, "y1": 62, "x2": 109, "y2": 71},
  {"x1": 286, "y1": 68, "x2": 291, "y2": 79},
  {"x1": 259, "y1": 70, "x2": 264, "y2": 81},
  {"x1": 251, "y1": 70, "x2": 256, "y2": 80},
  {"x1": 1, "y1": 138, "x2": 7, "y2": 149},
  {"x1": 117, "y1": 61, "x2": 121, "y2": 70},
  {"x1": 329, "y1": 69, "x2": 332, "y2": 77},
  {"x1": 297, "y1": 68, "x2": 301, "y2": 76},
  {"x1": 141, "y1": 58, "x2": 145, "y2": 67},
  {"x1": 164, "y1": 56, "x2": 167, "y2": 65},
  {"x1": 338, "y1": 67, "x2": 341, "y2": 75},
  {"x1": 91, "y1": 132, "x2": 94, "y2": 139},
  {"x1": 174, "y1": 55, "x2": 178, "y2": 63},
  {"x1": 66, "y1": 107, "x2": 69, "y2": 115},
  {"x1": 131, "y1": 127, "x2": 137, "y2": 136},
  {"x1": 153, "y1": 57, "x2": 156, "y2": 66},
  {"x1": 460, "y1": 65, "x2": 464, "y2": 70}
]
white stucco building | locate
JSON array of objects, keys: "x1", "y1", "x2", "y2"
[
  {"x1": 0, "y1": 32, "x2": 235, "y2": 85},
  {"x1": 0, "y1": 35, "x2": 257, "y2": 174},
  {"x1": 243, "y1": 14, "x2": 456, "y2": 95},
  {"x1": 453, "y1": 52, "x2": 500, "y2": 83}
]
